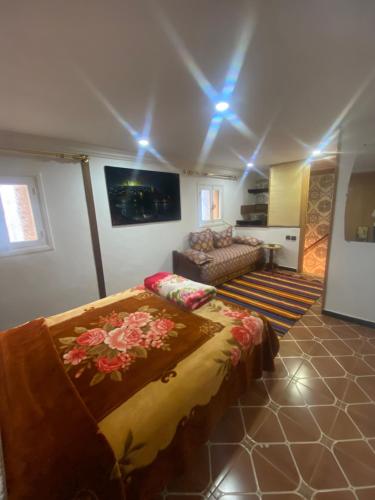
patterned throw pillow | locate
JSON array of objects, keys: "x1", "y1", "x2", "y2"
[
  {"x1": 183, "y1": 249, "x2": 214, "y2": 266},
  {"x1": 233, "y1": 235, "x2": 263, "y2": 246},
  {"x1": 213, "y1": 226, "x2": 233, "y2": 248},
  {"x1": 189, "y1": 228, "x2": 214, "y2": 252}
]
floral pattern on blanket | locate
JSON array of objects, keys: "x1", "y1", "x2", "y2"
[
  {"x1": 154, "y1": 274, "x2": 216, "y2": 310},
  {"x1": 208, "y1": 302, "x2": 263, "y2": 376},
  {"x1": 59, "y1": 305, "x2": 186, "y2": 386}
]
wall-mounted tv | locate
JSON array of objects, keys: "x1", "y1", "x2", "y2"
[{"x1": 105, "y1": 166, "x2": 181, "y2": 226}]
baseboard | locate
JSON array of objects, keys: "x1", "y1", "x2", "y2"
[
  {"x1": 322, "y1": 309, "x2": 375, "y2": 328},
  {"x1": 277, "y1": 265, "x2": 297, "y2": 272}
]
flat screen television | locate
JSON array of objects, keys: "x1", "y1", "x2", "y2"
[{"x1": 105, "y1": 166, "x2": 181, "y2": 226}]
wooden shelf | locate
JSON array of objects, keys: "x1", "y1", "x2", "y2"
[{"x1": 248, "y1": 188, "x2": 269, "y2": 194}]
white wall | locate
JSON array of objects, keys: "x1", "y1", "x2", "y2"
[
  {"x1": 0, "y1": 154, "x2": 99, "y2": 329},
  {"x1": 0, "y1": 141, "x2": 307, "y2": 327},
  {"x1": 89, "y1": 157, "x2": 245, "y2": 294},
  {"x1": 235, "y1": 226, "x2": 301, "y2": 269},
  {"x1": 0, "y1": 144, "x2": 246, "y2": 328},
  {"x1": 325, "y1": 124, "x2": 375, "y2": 323}
]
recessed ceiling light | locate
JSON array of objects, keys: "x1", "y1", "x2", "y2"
[
  {"x1": 247, "y1": 162, "x2": 254, "y2": 167},
  {"x1": 312, "y1": 149, "x2": 322, "y2": 157},
  {"x1": 138, "y1": 138, "x2": 150, "y2": 147},
  {"x1": 215, "y1": 101, "x2": 230, "y2": 112}
]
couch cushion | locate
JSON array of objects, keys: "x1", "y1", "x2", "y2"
[
  {"x1": 233, "y1": 235, "x2": 263, "y2": 246},
  {"x1": 189, "y1": 228, "x2": 214, "y2": 252},
  {"x1": 201, "y1": 244, "x2": 263, "y2": 283},
  {"x1": 213, "y1": 226, "x2": 233, "y2": 248},
  {"x1": 183, "y1": 249, "x2": 214, "y2": 265}
]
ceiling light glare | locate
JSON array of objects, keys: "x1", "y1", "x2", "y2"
[
  {"x1": 246, "y1": 162, "x2": 254, "y2": 167},
  {"x1": 215, "y1": 101, "x2": 230, "y2": 112},
  {"x1": 138, "y1": 138, "x2": 150, "y2": 147},
  {"x1": 312, "y1": 149, "x2": 322, "y2": 157}
]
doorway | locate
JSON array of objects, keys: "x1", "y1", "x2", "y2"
[{"x1": 302, "y1": 159, "x2": 337, "y2": 278}]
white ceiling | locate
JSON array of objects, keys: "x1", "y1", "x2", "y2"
[{"x1": 1, "y1": 0, "x2": 375, "y2": 170}]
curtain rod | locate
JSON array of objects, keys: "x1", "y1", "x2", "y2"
[
  {"x1": 0, "y1": 147, "x2": 240, "y2": 179},
  {"x1": 0, "y1": 147, "x2": 88, "y2": 163},
  {"x1": 182, "y1": 169, "x2": 238, "y2": 181}
]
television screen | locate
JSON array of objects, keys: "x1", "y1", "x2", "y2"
[{"x1": 105, "y1": 166, "x2": 181, "y2": 226}]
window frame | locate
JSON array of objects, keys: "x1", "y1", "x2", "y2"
[
  {"x1": 0, "y1": 174, "x2": 53, "y2": 257},
  {"x1": 197, "y1": 183, "x2": 224, "y2": 227}
]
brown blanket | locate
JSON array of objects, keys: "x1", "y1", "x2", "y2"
[
  {"x1": 49, "y1": 292, "x2": 223, "y2": 420},
  {"x1": 0, "y1": 318, "x2": 124, "y2": 500}
]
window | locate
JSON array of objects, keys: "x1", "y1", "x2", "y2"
[
  {"x1": 198, "y1": 184, "x2": 223, "y2": 226},
  {"x1": 0, "y1": 176, "x2": 52, "y2": 256}
]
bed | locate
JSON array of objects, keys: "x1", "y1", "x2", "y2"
[{"x1": 0, "y1": 285, "x2": 278, "y2": 499}]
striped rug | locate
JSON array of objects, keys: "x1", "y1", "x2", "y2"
[{"x1": 217, "y1": 270, "x2": 324, "y2": 335}]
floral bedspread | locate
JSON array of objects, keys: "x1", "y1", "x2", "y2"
[
  {"x1": 49, "y1": 291, "x2": 223, "y2": 420},
  {"x1": 47, "y1": 286, "x2": 267, "y2": 480}
]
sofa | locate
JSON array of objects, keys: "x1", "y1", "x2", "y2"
[{"x1": 173, "y1": 227, "x2": 265, "y2": 286}]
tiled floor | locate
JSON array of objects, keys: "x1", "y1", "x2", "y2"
[{"x1": 162, "y1": 299, "x2": 375, "y2": 499}]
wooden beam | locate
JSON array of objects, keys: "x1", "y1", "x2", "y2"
[{"x1": 80, "y1": 157, "x2": 107, "y2": 298}]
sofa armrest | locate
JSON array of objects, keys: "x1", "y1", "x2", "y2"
[{"x1": 172, "y1": 251, "x2": 205, "y2": 283}]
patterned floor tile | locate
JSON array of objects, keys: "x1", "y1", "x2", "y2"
[
  {"x1": 343, "y1": 339, "x2": 375, "y2": 355},
  {"x1": 347, "y1": 403, "x2": 375, "y2": 437},
  {"x1": 278, "y1": 406, "x2": 320, "y2": 442},
  {"x1": 302, "y1": 316, "x2": 324, "y2": 327},
  {"x1": 283, "y1": 357, "x2": 320, "y2": 379},
  {"x1": 310, "y1": 405, "x2": 361, "y2": 440},
  {"x1": 349, "y1": 324, "x2": 375, "y2": 338},
  {"x1": 289, "y1": 326, "x2": 314, "y2": 340},
  {"x1": 265, "y1": 379, "x2": 306, "y2": 406},
  {"x1": 291, "y1": 443, "x2": 348, "y2": 490},
  {"x1": 290, "y1": 378, "x2": 335, "y2": 405},
  {"x1": 321, "y1": 340, "x2": 353, "y2": 356},
  {"x1": 211, "y1": 444, "x2": 257, "y2": 494},
  {"x1": 164, "y1": 275, "x2": 375, "y2": 499},
  {"x1": 331, "y1": 325, "x2": 360, "y2": 339},
  {"x1": 335, "y1": 356, "x2": 375, "y2": 376},
  {"x1": 218, "y1": 495, "x2": 259, "y2": 499},
  {"x1": 356, "y1": 376, "x2": 375, "y2": 400},
  {"x1": 243, "y1": 407, "x2": 284, "y2": 443},
  {"x1": 312, "y1": 491, "x2": 356, "y2": 499},
  {"x1": 368, "y1": 439, "x2": 375, "y2": 453},
  {"x1": 296, "y1": 340, "x2": 331, "y2": 357},
  {"x1": 363, "y1": 355, "x2": 375, "y2": 370},
  {"x1": 334, "y1": 441, "x2": 375, "y2": 487},
  {"x1": 310, "y1": 356, "x2": 346, "y2": 377},
  {"x1": 252, "y1": 444, "x2": 300, "y2": 492},
  {"x1": 324, "y1": 377, "x2": 370, "y2": 403},
  {"x1": 262, "y1": 494, "x2": 304, "y2": 500},
  {"x1": 309, "y1": 326, "x2": 338, "y2": 340},
  {"x1": 356, "y1": 487, "x2": 375, "y2": 499},
  {"x1": 279, "y1": 340, "x2": 303, "y2": 357},
  {"x1": 315, "y1": 315, "x2": 345, "y2": 326}
]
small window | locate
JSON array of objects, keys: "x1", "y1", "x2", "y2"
[
  {"x1": 0, "y1": 176, "x2": 52, "y2": 256},
  {"x1": 198, "y1": 184, "x2": 223, "y2": 226}
]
